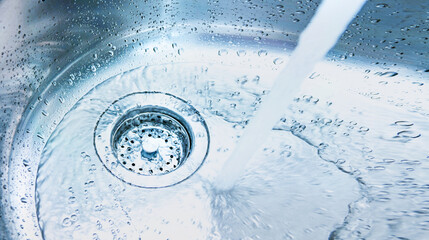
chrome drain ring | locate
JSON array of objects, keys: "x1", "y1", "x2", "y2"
[{"x1": 94, "y1": 92, "x2": 209, "y2": 188}]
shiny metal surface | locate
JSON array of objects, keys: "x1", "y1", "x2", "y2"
[{"x1": 0, "y1": 0, "x2": 428, "y2": 239}]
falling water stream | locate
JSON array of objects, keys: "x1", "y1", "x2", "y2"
[
  {"x1": 215, "y1": 0, "x2": 367, "y2": 190},
  {"x1": 34, "y1": 1, "x2": 370, "y2": 238},
  {"x1": 3, "y1": 0, "x2": 429, "y2": 239}
]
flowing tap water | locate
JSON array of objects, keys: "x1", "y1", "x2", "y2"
[
  {"x1": 3, "y1": 0, "x2": 429, "y2": 239},
  {"x1": 215, "y1": 0, "x2": 368, "y2": 190}
]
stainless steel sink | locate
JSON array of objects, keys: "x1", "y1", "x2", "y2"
[{"x1": 1, "y1": 0, "x2": 428, "y2": 239}]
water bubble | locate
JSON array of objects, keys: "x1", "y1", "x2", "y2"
[
  {"x1": 178, "y1": 48, "x2": 184, "y2": 55},
  {"x1": 153, "y1": 47, "x2": 158, "y2": 53},
  {"x1": 20, "y1": 197, "x2": 27, "y2": 203}
]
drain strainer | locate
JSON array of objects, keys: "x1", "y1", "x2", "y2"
[{"x1": 94, "y1": 92, "x2": 209, "y2": 188}]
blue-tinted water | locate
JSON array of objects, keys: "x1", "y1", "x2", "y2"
[
  {"x1": 36, "y1": 62, "x2": 359, "y2": 239},
  {"x1": 34, "y1": 43, "x2": 429, "y2": 239}
]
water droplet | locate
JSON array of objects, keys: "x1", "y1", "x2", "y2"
[
  {"x1": 309, "y1": 72, "x2": 320, "y2": 79},
  {"x1": 376, "y1": 71, "x2": 398, "y2": 77},
  {"x1": 358, "y1": 126, "x2": 370, "y2": 132},
  {"x1": 218, "y1": 49, "x2": 228, "y2": 56},
  {"x1": 62, "y1": 218, "x2": 71, "y2": 227},
  {"x1": 90, "y1": 64, "x2": 97, "y2": 73},
  {"x1": 253, "y1": 75, "x2": 260, "y2": 83},
  {"x1": 68, "y1": 196, "x2": 76, "y2": 204},
  {"x1": 82, "y1": 154, "x2": 91, "y2": 162},
  {"x1": 258, "y1": 50, "x2": 268, "y2": 56},
  {"x1": 236, "y1": 50, "x2": 246, "y2": 56},
  {"x1": 37, "y1": 133, "x2": 44, "y2": 140},
  {"x1": 394, "y1": 121, "x2": 414, "y2": 127},
  {"x1": 178, "y1": 48, "x2": 184, "y2": 55},
  {"x1": 273, "y1": 58, "x2": 284, "y2": 65},
  {"x1": 396, "y1": 130, "x2": 421, "y2": 139},
  {"x1": 383, "y1": 158, "x2": 395, "y2": 164},
  {"x1": 376, "y1": 3, "x2": 388, "y2": 8}
]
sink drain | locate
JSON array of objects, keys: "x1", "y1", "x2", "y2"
[
  {"x1": 94, "y1": 92, "x2": 209, "y2": 188},
  {"x1": 113, "y1": 108, "x2": 191, "y2": 176}
]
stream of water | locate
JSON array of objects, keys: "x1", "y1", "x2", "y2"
[
  {"x1": 215, "y1": 0, "x2": 368, "y2": 191},
  {"x1": 29, "y1": 1, "x2": 429, "y2": 239}
]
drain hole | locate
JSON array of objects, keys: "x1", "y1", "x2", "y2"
[
  {"x1": 94, "y1": 91, "x2": 209, "y2": 188},
  {"x1": 112, "y1": 107, "x2": 191, "y2": 176}
]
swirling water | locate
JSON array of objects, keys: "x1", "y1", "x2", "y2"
[
  {"x1": 36, "y1": 62, "x2": 359, "y2": 239},
  {"x1": 1, "y1": 1, "x2": 428, "y2": 239},
  {"x1": 35, "y1": 56, "x2": 429, "y2": 239}
]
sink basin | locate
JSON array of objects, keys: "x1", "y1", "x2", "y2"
[{"x1": 1, "y1": 0, "x2": 428, "y2": 239}]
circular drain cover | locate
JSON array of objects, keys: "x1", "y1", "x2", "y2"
[{"x1": 94, "y1": 92, "x2": 209, "y2": 188}]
